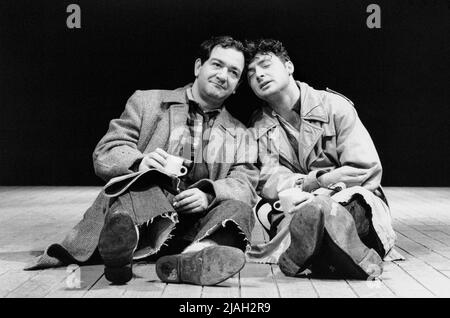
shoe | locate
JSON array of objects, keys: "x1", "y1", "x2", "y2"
[
  {"x1": 98, "y1": 210, "x2": 138, "y2": 285},
  {"x1": 278, "y1": 202, "x2": 325, "y2": 277},
  {"x1": 155, "y1": 245, "x2": 245, "y2": 286},
  {"x1": 317, "y1": 195, "x2": 383, "y2": 280}
]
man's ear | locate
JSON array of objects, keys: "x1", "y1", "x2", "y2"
[
  {"x1": 194, "y1": 58, "x2": 202, "y2": 77},
  {"x1": 285, "y1": 60, "x2": 294, "y2": 76}
]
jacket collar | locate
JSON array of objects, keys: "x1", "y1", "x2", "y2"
[
  {"x1": 253, "y1": 81, "x2": 328, "y2": 138},
  {"x1": 298, "y1": 81, "x2": 328, "y2": 122},
  {"x1": 166, "y1": 84, "x2": 236, "y2": 137},
  {"x1": 161, "y1": 84, "x2": 191, "y2": 104}
]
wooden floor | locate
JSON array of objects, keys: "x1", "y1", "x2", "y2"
[{"x1": 0, "y1": 186, "x2": 450, "y2": 298}]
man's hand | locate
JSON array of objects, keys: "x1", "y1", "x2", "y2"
[
  {"x1": 287, "y1": 192, "x2": 314, "y2": 214},
  {"x1": 138, "y1": 148, "x2": 169, "y2": 171},
  {"x1": 317, "y1": 165, "x2": 377, "y2": 188},
  {"x1": 172, "y1": 188, "x2": 209, "y2": 214}
]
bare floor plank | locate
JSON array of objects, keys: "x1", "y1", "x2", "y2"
[
  {"x1": 161, "y1": 283, "x2": 202, "y2": 298},
  {"x1": 121, "y1": 263, "x2": 166, "y2": 298},
  {"x1": 202, "y1": 275, "x2": 240, "y2": 298},
  {"x1": 345, "y1": 279, "x2": 396, "y2": 298},
  {"x1": 45, "y1": 265, "x2": 104, "y2": 298},
  {"x1": 239, "y1": 263, "x2": 279, "y2": 298},
  {"x1": 83, "y1": 275, "x2": 127, "y2": 298},
  {"x1": 0, "y1": 256, "x2": 43, "y2": 297},
  {"x1": 394, "y1": 260, "x2": 450, "y2": 297},
  {"x1": 0, "y1": 269, "x2": 41, "y2": 297},
  {"x1": 271, "y1": 265, "x2": 318, "y2": 298},
  {"x1": 395, "y1": 232, "x2": 450, "y2": 270},
  {"x1": 6, "y1": 267, "x2": 76, "y2": 298},
  {"x1": 395, "y1": 222, "x2": 450, "y2": 257},
  {"x1": 379, "y1": 262, "x2": 434, "y2": 297},
  {"x1": 309, "y1": 278, "x2": 357, "y2": 298}
]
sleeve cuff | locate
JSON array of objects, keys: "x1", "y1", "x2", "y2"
[
  {"x1": 302, "y1": 170, "x2": 327, "y2": 192},
  {"x1": 130, "y1": 158, "x2": 143, "y2": 172},
  {"x1": 188, "y1": 179, "x2": 218, "y2": 208}
]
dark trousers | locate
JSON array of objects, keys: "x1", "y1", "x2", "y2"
[
  {"x1": 110, "y1": 187, "x2": 255, "y2": 261},
  {"x1": 143, "y1": 199, "x2": 255, "y2": 260}
]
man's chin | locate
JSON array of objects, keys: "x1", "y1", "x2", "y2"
[
  {"x1": 255, "y1": 88, "x2": 276, "y2": 100},
  {"x1": 206, "y1": 88, "x2": 230, "y2": 101}
]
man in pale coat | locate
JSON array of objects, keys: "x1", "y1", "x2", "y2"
[
  {"x1": 245, "y1": 39, "x2": 396, "y2": 279},
  {"x1": 25, "y1": 36, "x2": 258, "y2": 286}
]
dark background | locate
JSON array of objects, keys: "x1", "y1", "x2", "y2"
[{"x1": 0, "y1": 0, "x2": 449, "y2": 186}]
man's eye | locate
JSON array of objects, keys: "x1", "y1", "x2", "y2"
[
  {"x1": 262, "y1": 63, "x2": 271, "y2": 68},
  {"x1": 212, "y1": 62, "x2": 221, "y2": 68},
  {"x1": 248, "y1": 71, "x2": 255, "y2": 78}
]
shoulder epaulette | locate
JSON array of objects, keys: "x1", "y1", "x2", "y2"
[{"x1": 326, "y1": 87, "x2": 354, "y2": 106}]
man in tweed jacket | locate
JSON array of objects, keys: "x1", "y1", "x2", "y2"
[{"x1": 26, "y1": 36, "x2": 258, "y2": 286}]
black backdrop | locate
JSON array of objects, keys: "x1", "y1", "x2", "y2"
[{"x1": 0, "y1": 0, "x2": 449, "y2": 186}]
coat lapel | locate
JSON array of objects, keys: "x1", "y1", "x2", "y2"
[
  {"x1": 206, "y1": 108, "x2": 236, "y2": 180},
  {"x1": 143, "y1": 86, "x2": 190, "y2": 156},
  {"x1": 298, "y1": 120, "x2": 324, "y2": 169},
  {"x1": 297, "y1": 82, "x2": 328, "y2": 170},
  {"x1": 167, "y1": 103, "x2": 189, "y2": 155},
  {"x1": 274, "y1": 125, "x2": 302, "y2": 172},
  {"x1": 143, "y1": 113, "x2": 170, "y2": 154},
  {"x1": 255, "y1": 108, "x2": 302, "y2": 173},
  {"x1": 253, "y1": 82, "x2": 330, "y2": 173}
]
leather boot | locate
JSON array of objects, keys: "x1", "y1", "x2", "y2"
[
  {"x1": 315, "y1": 195, "x2": 383, "y2": 280},
  {"x1": 98, "y1": 209, "x2": 138, "y2": 284},
  {"x1": 155, "y1": 245, "x2": 245, "y2": 286},
  {"x1": 278, "y1": 201, "x2": 325, "y2": 277}
]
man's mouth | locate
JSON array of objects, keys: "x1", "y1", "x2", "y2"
[
  {"x1": 210, "y1": 81, "x2": 226, "y2": 89},
  {"x1": 260, "y1": 81, "x2": 272, "y2": 90}
]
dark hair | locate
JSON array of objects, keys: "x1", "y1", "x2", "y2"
[
  {"x1": 197, "y1": 35, "x2": 245, "y2": 64},
  {"x1": 197, "y1": 36, "x2": 246, "y2": 83},
  {"x1": 244, "y1": 38, "x2": 291, "y2": 64}
]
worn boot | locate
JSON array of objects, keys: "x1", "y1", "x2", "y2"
[
  {"x1": 278, "y1": 201, "x2": 325, "y2": 277},
  {"x1": 155, "y1": 245, "x2": 245, "y2": 286},
  {"x1": 315, "y1": 195, "x2": 383, "y2": 280},
  {"x1": 98, "y1": 209, "x2": 138, "y2": 284}
]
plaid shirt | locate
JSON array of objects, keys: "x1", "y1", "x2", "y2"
[{"x1": 179, "y1": 89, "x2": 221, "y2": 191}]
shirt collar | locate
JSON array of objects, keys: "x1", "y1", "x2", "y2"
[
  {"x1": 270, "y1": 95, "x2": 301, "y2": 118},
  {"x1": 186, "y1": 88, "x2": 222, "y2": 118}
]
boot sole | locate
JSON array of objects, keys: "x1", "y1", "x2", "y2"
[
  {"x1": 155, "y1": 246, "x2": 245, "y2": 286},
  {"x1": 321, "y1": 197, "x2": 383, "y2": 279},
  {"x1": 98, "y1": 211, "x2": 138, "y2": 284},
  {"x1": 279, "y1": 206, "x2": 325, "y2": 276}
]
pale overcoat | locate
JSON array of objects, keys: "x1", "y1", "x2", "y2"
[{"x1": 249, "y1": 81, "x2": 396, "y2": 261}]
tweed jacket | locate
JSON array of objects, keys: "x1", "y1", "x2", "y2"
[
  {"x1": 249, "y1": 81, "x2": 396, "y2": 256},
  {"x1": 93, "y1": 84, "x2": 259, "y2": 206}
]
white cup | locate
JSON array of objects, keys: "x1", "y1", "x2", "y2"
[
  {"x1": 163, "y1": 154, "x2": 188, "y2": 177},
  {"x1": 273, "y1": 188, "x2": 313, "y2": 213}
]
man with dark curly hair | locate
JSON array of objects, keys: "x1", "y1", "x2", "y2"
[
  {"x1": 25, "y1": 36, "x2": 258, "y2": 286},
  {"x1": 245, "y1": 38, "x2": 396, "y2": 280}
]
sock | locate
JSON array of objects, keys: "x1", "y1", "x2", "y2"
[{"x1": 182, "y1": 239, "x2": 217, "y2": 254}]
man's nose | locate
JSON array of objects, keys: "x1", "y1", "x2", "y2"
[
  {"x1": 256, "y1": 69, "x2": 265, "y2": 82},
  {"x1": 216, "y1": 67, "x2": 227, "y2": 81}
]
